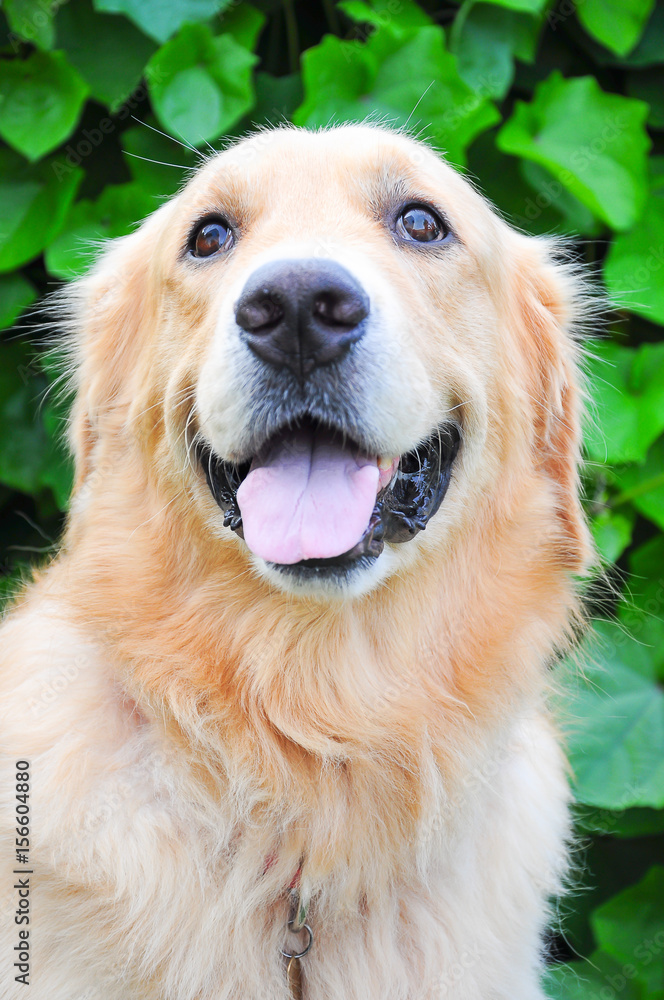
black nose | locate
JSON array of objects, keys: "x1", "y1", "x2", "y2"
[{"x1": 234, "y1": 259, "x2": 369, "y2": 378}]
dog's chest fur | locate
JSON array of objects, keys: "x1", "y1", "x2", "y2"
[{"x1": 0, "y1": 602, "x2": 568, "y2": 1000}]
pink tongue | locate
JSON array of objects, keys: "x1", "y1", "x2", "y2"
[{"x1": 236, "y1": 428, "x2": 380, "y2": 565}]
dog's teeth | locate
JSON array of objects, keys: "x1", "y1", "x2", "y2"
[{"x1": 378, "y1": 456, "x2": 396, "y2": 471}]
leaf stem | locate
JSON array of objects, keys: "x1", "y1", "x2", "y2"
[
  {"x1": 283, "y1": 0, "x2": 300, "y2": 75},
  {"x1": 612, "y1": 471, "x2": 664, "y2": 508},
  {"x1": 321, "y1": 0, "x2": 341, "y2": 35}
]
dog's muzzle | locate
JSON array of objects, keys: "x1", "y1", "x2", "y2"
[{"x1": 197, "y1": 420, "x2": 460, "y2": 574}]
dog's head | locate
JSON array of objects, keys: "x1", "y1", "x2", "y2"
[{"x1": 64, "y1": 125, "x2": 591, "y2": 601}]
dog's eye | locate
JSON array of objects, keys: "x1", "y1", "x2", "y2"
[
  {"x1": 397, "y1": 205, "x2": 448, "y2": 243},
  {"x1": 191, "y1": 218, "x2": 233, "y2": 257}
]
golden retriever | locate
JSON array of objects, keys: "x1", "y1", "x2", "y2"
[{"x1": 0, "y1": 125, "x2": 592, "y2": 1000}]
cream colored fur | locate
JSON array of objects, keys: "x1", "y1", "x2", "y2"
[{"x1": 0, "y1": 125, "x2": 592, "y2": 999}]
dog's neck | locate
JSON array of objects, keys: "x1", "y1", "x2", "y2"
[{"x1": 57, "y1": 436, "x2": 576, "y2": 862}]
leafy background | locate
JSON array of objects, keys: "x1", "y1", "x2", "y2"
[{"x1": 0, "y1": 0, "x2": 663, "y2": 995}]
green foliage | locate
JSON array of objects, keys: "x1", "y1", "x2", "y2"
[
  {"x1": 0, "y1": 49, "x2": 88, "y2": 159},
  {"x1": 497, "y1": 72, "x2": 651, "y2": 230},
  {"x1": 146, "y1": 21, "x2": 259, "y2": 145},
  {"x1": 0, "y1": 0, "x2": 663, "y2": 995}
]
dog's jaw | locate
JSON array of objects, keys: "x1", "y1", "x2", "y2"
[{"x1": 196, "y1": 420, "x2": 461, "y2": 598}]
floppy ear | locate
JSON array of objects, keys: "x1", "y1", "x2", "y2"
[
  {"x1": 62, "y1": 212, "x2": 165, "y2": 492},
  {"x1": 509, "y1": 236, "x2": 593, "y2": 573}
]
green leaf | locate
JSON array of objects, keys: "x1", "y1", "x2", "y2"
[
  {"x1": 0, "y1": 341, "x2": 53, "y2": 496},
  {"x1": 450, "y1": 3, "x2": 542, "y2": 99},
  {"x1": 45, "y1": 183, "x2": 157, "y2": 279},
  {"x1": 251, "y1": 72, "x2": 304, "y2": 128},
  {"x1": 55, "y1": 0, "x2": 156, "y2": 112},
  {"x1": 620, "y1": 1, "x2": 664, "y2": 65},
  {"x1": 122, "y1": 123, "x2": 196, "y2": 199},
  {"x1": 618, "y1": 535, "x2": 664, "y2": 682},
  {"x1": 592, "y1": 867, "x2": 664, "y2": 993},
  {"x1": 93, "y1": 0, "x2": 233, "y2": 44},
  {"x1": 575, "y1": 803, "x2": 664, "y2": 838},
  {"x1": 0, "y1": 274, "x2": 36, "y2": 331},
  {"x1": 497, "y1": 71, "x2": 651, "y2": 231},
  {"x1": 544, "y1": 952, "x2": 648, "y2": 1000},
  {"x1": 295, "y1": 25, "x2": 499, "y2": 168},
  {"x1": 0, "y1": 50, "x2": 89, "y2": 162},
  {"x1": 520, "y1": 160, "x2": 601, "y2": 235},
  {"x1": 0, "y1": 562, "x2": 32, "y2": 611},
  {"x1": 614, "y1": 437, "x2": 664, "y2": 530},
  {"x1": 294, "y1": 34, "x2": 374, "y2": 119},
  {"x1": 338, "y1": 0, "x2": 433, "y2": 28},
  {"x1": 215, "y1": 3, "x2": 265, "y2": 50},
  {"x1": 476, "y1": 0, "x2": 548, "y2": 11},
  {"x1": 146, "y1": 23, "x2": 258, "y2": 147},
  {"x1": 468, "y1": 130, "x2": 598, "y2": 236},
  {"x1": 0, "y1": 147, "x2": 82, "y2": 273},
  {"x1": 584, "y1": 341, "x2": 664, "y2": 465},
  {"x1": 591, "y1": 506, "x2": 635, "y2": 563},
  {"x1": 577, "y1": 0, "x2": 655, "y2": 58},
  {"x1": 562, "y1": 620, "x2": 664, "y2": 810},
  {"x1": 4, "y1": 0, "x2": 58, "y2": 50},
  {"x1": 604, "y1": 184, "x2": 664, "y2": 326}
]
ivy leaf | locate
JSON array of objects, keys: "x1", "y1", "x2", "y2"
[
  {"x1": 0, "y1": 51, "x2": 89, "y2": 162},
  {"x1": 294, "y1": 34, "x2": 373, "y2": 120},
  {"x1": 576, "y1": 0, "x2": 655, "y2": 58},
  {"x1": 0, "y1": 563, "x2": 31, "y2": 611},
  {"x1": 475, "y1": 0, "x2": 548, "y2": 11},
  {"x1": 497, "y1": 71, "x2": 650, "y2": 231},
  {"x1": 618, "y1": 535, "x2": 664, "y2": 682},
  {"x1": 576, "y1": 804, "x2": 664, "y2": 838},
  {"x1": 45, "y1": 183, "x2": 158, "y2": 280},
  {"x1": 0, "y1": 148, "x2": 82, "y2": 273},
  {"x1": 0, "y1": 274, "x2": 37, "y2": 332},
  {"x1": 584, "y1": 341, "x2": 664, "y2": 465},
  {"x1": 450, "y1": 3, "x2": 541, "y2": 99},
  {"x1": 146, "y1": 23, "x2": 258, "y2": 147},
  {"x1": 251, "y1": 72, "x2": 304, "y2": 129},
  {"x1": 591, "y1": 507, "x2": 635, "y2": 563},
  {"x1": 468, "y1": 131, "x2": 599, "y2": 236},
  {"x1": 544, "y1": 951, "x2": 648, "y2": 1000},
  {"x1": 4, "y1": 0, "x2": 58, "y2": 50},
  {"x1": 337, "y1": 0, "x2": 433, "y2": 28},
  {"x1": 122, "y1": 123, "x2": 196, "y2": 199},
  {"x1": 55, "y1": 0, "x2": 156, "y2": 112},
  {"x1": 520, "y1": 160, "x2": 601, "y2": 235},
  {"x1": 562, "y1": 619, "x2": 664, "y2": 810},
  {"x1": 592, "y1": 867, "x2": 664, "y2": 993},
  {"x1": 215, "y1": 3, "x2": 265, "y2": 50},
  {"x1": 620, "y1": 1, "x2": 664, "y2": 66},
  {"x1": 93, "y1": 0, "x2": 233, "y2": 44},
  {"x1": 295, "y1": 26, "x2": 499, "y2": 168},
  {"x1": 0, "y1": 342, "x2": 51, "y2": 496},
  {"x1": 614, "y1": 436, "x2": 664, "y2": 530},
  {"x1": 604, "y1": 183, "x2": 664, "y2": 325}
]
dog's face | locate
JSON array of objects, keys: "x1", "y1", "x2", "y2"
[{"x1": 68, "y1": 126, "x2": 589, "y2": 599}]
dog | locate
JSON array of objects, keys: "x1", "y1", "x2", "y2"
[{"x1": 0, "y1": 125, "x2": 592, "y2": 999}]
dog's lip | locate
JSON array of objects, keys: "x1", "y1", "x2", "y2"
[{"x1": 196, "y1": 418, "x2": 461, "y2": 569}]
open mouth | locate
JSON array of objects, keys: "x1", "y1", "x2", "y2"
[{"x1": 197, "y1": 418, "x2": 460, "y2": 575}]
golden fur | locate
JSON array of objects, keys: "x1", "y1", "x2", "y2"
[{"x1": 0, "y1": 126, "x2": 592, "y2": 999}]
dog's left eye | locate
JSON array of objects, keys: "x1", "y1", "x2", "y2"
[
  {"x1": 190, "y1": 218, "x2": 233, "y2": 257},
  {"x1": 397, "y1": 205, "x2": 448, "y2": 243}
]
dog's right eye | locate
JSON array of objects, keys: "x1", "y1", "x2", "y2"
[{"x1": 190, "y1": 218, "x2": 233, "y2": 258}]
